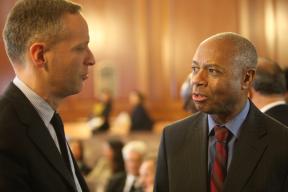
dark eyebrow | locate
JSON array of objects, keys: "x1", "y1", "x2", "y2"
[
  {"x1": 205, "y1": 64, "x2": 219, "y2": 68},
  {"x1": 192, "y1": 61, "x2": 218, "y2": 67},
  {"x1": 192, "y1": 60, "x2": 199, "y2": 65}
]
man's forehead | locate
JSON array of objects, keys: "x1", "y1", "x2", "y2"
[{"x1": 193, "y1": 40, "x2": 236, "y2": 62}]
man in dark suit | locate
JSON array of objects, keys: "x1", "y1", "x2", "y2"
[
  {"x1": 250, "y1": 57, "x2": 288, "y2": 126},
  {"x1": 0, "y1": 0, "x2": 95, "y2": 191},
  {"x1": 154, "y1": 32, "x2": 288, "y2": 192}
]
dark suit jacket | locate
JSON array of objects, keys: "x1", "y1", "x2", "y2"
[
  {"x1": 0, "y1": 83, "x2": 89, "y2": 192},
  {"x1": 130, "y1": 104, "x2": 154, "y2": 131},
  {"x1": 105, "y1": 172, "x2": 126, "y2": 192},
  {"x1": 105, "y1": 172, "x2": 141, "y2": 192},
  {"x1": 265, "y1": 104, "x2": 288, "y2": 126},
  {"x1": 154, "y1": 102, "x2": 288, "y2": 192}
]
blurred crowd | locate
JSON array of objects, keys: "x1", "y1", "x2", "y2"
[{"x1": 70, "y1": 139, "x2": 155, "y2": 192}]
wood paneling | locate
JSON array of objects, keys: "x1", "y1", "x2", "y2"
[
  {"x1": 1, "y1": 0, "x2": 288, "y2": 122},
  {"x1": 0, "y1": 1, "x2": 16, "y2": 94}
]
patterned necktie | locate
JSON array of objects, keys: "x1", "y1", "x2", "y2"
[
  {"x1": 51, "y1": 113, "x2": 72, "y2": 173},
  {"x1": 210, "y1": 125, "x2": 230, "y2": 192}
]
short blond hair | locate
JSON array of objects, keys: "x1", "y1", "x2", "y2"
[{"x1": 3, "y1": 0, "x2": 81, "y2": 63}]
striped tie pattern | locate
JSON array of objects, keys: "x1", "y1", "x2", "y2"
[{"x1": 210, "y1": 126, "x2": 230, "y2": 192}]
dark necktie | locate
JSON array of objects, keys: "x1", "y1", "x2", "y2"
[
  {"x1": 51, "y1": 113, "x2": 71, "y2": 173},
  {"x1": 210, "y1": 125, "x2": 230, "y2": 192}
]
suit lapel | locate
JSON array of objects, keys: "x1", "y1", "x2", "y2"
[
  {"x1": 224, "y1": 103, "x2": 268, "y2": 192},
  {"x1": 5, "y1": 83, "x2": 77, "y2": 191},
  {"x1": 185, "y1": 113, "x2": 208, "y2": 192}
]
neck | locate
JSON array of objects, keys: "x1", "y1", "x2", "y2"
[
  {"x1": 17, "y1": 73, "x2": 61, "y2": 110},
  {"x1": 211, "y1": 98, "x2": 247, "y2": 124}
]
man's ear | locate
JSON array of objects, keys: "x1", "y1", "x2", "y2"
[
  {"x1": 29, "y1": 43, "x2": 47, "y2": 68},
  {"x1": 242, "y1": 68, "x2": 255, "y2": 90}
]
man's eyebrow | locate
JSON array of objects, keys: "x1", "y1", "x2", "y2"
[
  {"x1": 192, "y1": 60, "x2": 199, "y2": 65},
  {"x1": 192, "y1": 61, "x2": 218, "y2": 67},
  {"x1": 205, "y1": 63, "x2": 219, "y2": 67}
]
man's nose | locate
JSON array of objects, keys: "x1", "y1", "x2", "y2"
[
  {"x1": 85, "y1": 48, "x2": 95, "y2": 66},
  {"x1": 191, "y1": 69, "x2": 208, "y2": 87}
]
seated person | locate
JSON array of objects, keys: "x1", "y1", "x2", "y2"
[
  {"x1": 87, "y1": 138, "x2": 125, "y2": 192},
  {"x1": 129, "y1": 90, "x2": 154, "y2": 131},
  {"x1": 89, "y1": 89, "x2": 113, "y2": 134},
  {"x1": 105, "y1": 141, "x2": 147, "y2": 192},
  {"x1": 137, "y1": 155, "x2": 156, "y2": 192}
]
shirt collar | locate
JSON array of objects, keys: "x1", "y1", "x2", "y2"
[
  {"x1": 260, "y1": 100, "x2": 286, "y2": 113},
  {"x1": 13, "y1": 76, "x2": 55, "y2": 127},
  {"x1": 208, "y1": 100, "x2": 250, "y2": 138}
]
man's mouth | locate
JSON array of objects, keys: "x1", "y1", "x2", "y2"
[
  {"x1": 192, "y1": 93, "x2": 208, "y2": 102},
  {"x1": 81, "y1": 74, "x2": 88, "y2": 80}
]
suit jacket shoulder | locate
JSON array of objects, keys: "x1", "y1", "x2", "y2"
[
  {"x1": 265, "y1": 104, "x2": 288, "y2": 127},
  {"x1": 224, "y1": 103, "x2": 288, "y2": 192},
  {"x1": 155, "y1": 112, "x2": 209, "y2": 192},
  {"x1": 0, "y1": 83, "x2": 85, "y2": 192}
]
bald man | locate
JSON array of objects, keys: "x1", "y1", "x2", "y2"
[
  {"x1": 154, "y1": 32, "x2": 288, "y2": 192},
  {"x1": 250, "y1": 57, "x2": 288, "y2": 126}
]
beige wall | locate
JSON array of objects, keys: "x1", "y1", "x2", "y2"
[{"x1": 0, "y1": 0, "x2": 287, "y2": 122}]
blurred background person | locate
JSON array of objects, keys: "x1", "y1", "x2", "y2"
[
  {"x1": 250, "y1": 57, "x2": 288, "y2": 126},
  {"x1": 180, "y1": 73, "x2": 198, "y2": 114},
  {"x1": 89, "y1": 89, "x2": 113, "y2": 134},
  {"x1": 137, "y1": 155, "x2": 156, "y2": 192},
  {"x1": 105, "y1": 140, "x2": 147, "y2": 192},
  {"x1": 87, "y1": 138, "x2": 125, "y2": 192},
  {"x1": 70, "y1": 140, "x2": 91, "y2": 176},
  {"x1": 129, "y1": 90, "x2": 154, "y2": 132}
]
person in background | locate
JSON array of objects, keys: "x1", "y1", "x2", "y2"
[
  {"x1": 137, "y1": 155, "x2": 156, "y2": 192},
  {"x1": 105, "y1": 140, "x2": 147, "y2": 192},
  {"x1": 90, "y1": 89, "x2": 113, "y2": 134},
  {"x1": 87, "y1": 138, "x2": 125, "y2": 192},
  {"x1": 0, "y1": 0, "x2": 95, "y2": 191},
  {"x1": 250, "y1": 57, "x2": 288, "y2": 126},
  {"x1": 180, "y1": 73, "x2": 198, "y2": 113},
  {"x1": 69, "y1": 140, "x2": 91, "y2": 176},
  {"x1": 154, "y1": 32, "x2": 288, "y2": 192},
  {"x1": 129, "y1": 90, "x2": 154, "y2": 131}
]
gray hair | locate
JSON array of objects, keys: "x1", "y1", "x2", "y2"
[
  {"x1": 3, "y1": 0, "x2": 81, "y2": 63},
  {"x1": 122, "y1": 141, "x2": 147, "y2": 160},
  {"x1": 202, "y1": 32, "x2": 258, "y2": 69}
]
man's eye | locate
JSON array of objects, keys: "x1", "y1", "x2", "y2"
[
  {"x1": 191, "y1": 66, "x2": 199, "y2": 73},
  {"x1": 208, "y1": 68, "x2": 219, "y2": 75},
  {"x1": 73, "y1": 45, "x2": 87, "y2": 52},
  {"x1": 76, "y1": 46, "x2": 85, "y2": 51}
]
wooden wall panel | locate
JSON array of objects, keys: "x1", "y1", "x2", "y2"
[
  {"x1": 1, "y1": 0, "x2": 287, "y2": 122},
  {"x1": 275, "y1": 0, "x2": 288, "y2": 68},
  {"x1": 172, "y1": 0, "x2": 239, "y2": 100},
  {"x1": 239, "y1": 0, "x2": 288, "y2": 69},
  {"x1": 0, "y1": 1, "x2": 16, "y2": 94}
]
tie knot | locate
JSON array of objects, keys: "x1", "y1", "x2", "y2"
[
  {"x1": 51, "y1": 113, "x2": 62, "y2": 127},
  {"x1": 214, "y1": 126, "x2": 230, "y2": 143}
]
